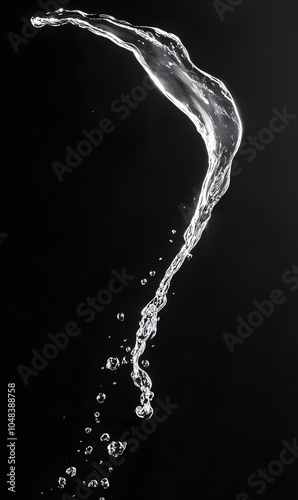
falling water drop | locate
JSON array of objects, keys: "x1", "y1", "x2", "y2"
[
  {"x1": 96, "y1": 393, "x2": 106, "y2": 404},
  {"x1": 58, "y1": 477, "x2": 66, "y2": 489},
  {"x1": 66, "y1": 467, "x2": 76, "y2": 477},
  {"x1": 84, "y1": 446, "x2": 93, "y2": 455},
  {"x1": 107, "y1": 441, "x2": 127, "y2": 457},
  {"x1": 141, "y1": 279, "x2": 147, "y2": 285},
  {"x1": 88, "y1": 480, "x2": 98, "y2": 488},
  {"x1": 101, "y1": 478, "x2": 110, "y2": 490},
  {"x1": 117, "y1": 312, "x2": 125, "y2": 321},
  {"x1": 149, "y1": 271, "x2": 156, "y2": 276},
  {"x1": 85, "y1": 427, "x2": 92, "y2": 434},
  {"x1": 106, "y1": 357, "x2": 120, "y2": 371},
  {"x1": 100, "y1": 433, "x2": 110, "y2": 442}
]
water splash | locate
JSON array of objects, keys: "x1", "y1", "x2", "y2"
[{"x1": 31, "y1": 9, "x2": 242, "y2": 419}]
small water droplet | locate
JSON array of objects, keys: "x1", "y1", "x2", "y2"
[
  {"x1": 58, "y1": 477, "x2": 66, "y2": 489},
  {"x1": 141, "y1": 359, "x2": 150, "y2": 368},
  {"x1": 171, "y1": 229, "x2": 176, "y2": 234},
  {"x1": 149, "y1": 271, "x2": 156, "y2": 277},
  {"x1": 66, "y1": 467, "x2": 76, "y2": 477},
  {"x1": 169, "y1": 239, "x2": 173, "y2": 243},
  {"x1": 187, "y1": 253, "x2": 193, "y2": 260},
  {"x1": 101, "y1": 478, "x2": 110, "y2": 490},
  {"x1": 84, "y1": 446, "x2": 93, "y2": 455},
  {"x1": 117, "y1": 313, "x2": 125, "y2": 321},
  {"x1": 159, "y1": 257, "x2": 163, "y2": 261},
  {"x1": 88, "y1": 480, "x2": 98, "y2": 488},
  {"x1": 121, "y1": 356, "x2": 128, "y2": 364},
  {"x1": 141, "y1": 279, "x2": 147, "y2": 285},
  {"x1": 107, "y1": 441, "x2": 127, "y2": 457},
  {"x1": 108, "y1": 467, "x2": 113, "y2": 472},
  {"x1": 85, "y1": 427, "x2": 92, "y2": 434},
  {"x1": 106, "y1": 357, "x2": 120, "y2": 371},
  {"x1": 112, "y1": 381, "x2": 117, "y2": 385},
  {"x1": 125, "y1": 346, "x2": 131, "y2": 352},
  {"x1": 96, "y1": 393, "x2": 106, "y2": 404},
  {"x1": 100, "y1": 433, "x2": 110, "y2": 442}
]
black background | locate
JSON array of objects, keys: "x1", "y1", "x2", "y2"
[{"x1": 2, "y1": 1, "x2": 298, "y2": 499}]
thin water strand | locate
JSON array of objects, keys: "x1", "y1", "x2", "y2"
[{"x1": 31, "y1": 9, "x2": 242, "y2": 419}]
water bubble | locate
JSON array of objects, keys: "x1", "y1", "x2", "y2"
[
  {"x1": 105, "y1": 357, "x2": 120, "y2": 371},
  {"x1": 141, "y1": 279, "x2": 147, "y2": 285},
  {"x1": 85, "y1": 427, "x2": 92, "y2": 434},
  {"x1": 96, "y1": 393, "x2": 106, "y2": 404},
  {"x1": 117, "y1": 313, "x2": 125, "y2": 321},
  {"x1": 141, "y1": 359, "x2": 150, "y2": 368},
  {"x1": 101, "y1": 478, "x2": 110, "y2": 490},
  {"x1": 107, "y1": 441, "x2": 127, "y2": 458},
  {"x1": 66, "y1": 467, "x2": 76, "y2": 477},
  {"x1": 88, "y1": 480, "x2": 98, "y2": 488},
  {"x1": 149, "y1": 271, "x2": 156, "y2": 276},
  {"x1": 84, "y1": 446, "x2": 93, "y2": 455},
  {"x1": 58, "y1": 477, "x2": 66, "y2": 489},
  {"x1": 100, "y1": 433, "x2": 110, "y2": 442}
]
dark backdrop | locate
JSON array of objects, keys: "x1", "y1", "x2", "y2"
[{"x1": 2, "y1": 1, "x2": 298, "y2": 500}]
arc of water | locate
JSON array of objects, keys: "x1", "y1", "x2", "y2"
[{"x1": 31, "y1": 9, "x2": 243, "y2": 418}]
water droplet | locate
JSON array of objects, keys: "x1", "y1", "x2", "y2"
[
  {"x1": 105, "y1": 357, "x2": 120, "y2": 371},
  {"x1": 101, "y1": 478, "x2": 110, "y2": 490},
  {"x1": 88, "y1": 480, "x2": 98, "y2": 488},
  {"x1": 121, "y1": 356, "x2": 128, "y2": 364},
  {"x1": 108, "y1": 467, "x2": 113, "y2": 472},
  {"x1": 123, "y1": 338, "x2": 127, "y2": 342},
  {"x1": 107, "y1": 441, "x2": 127, "y2": 457},
  {"x1": 58, "y1": 477, "x2": 66, "y2": 489},
  {"x1": 186, "y1": 253, "x2": 193, "y2": 260},
  {"x1": 100, "y1": 433, "x2": 110, "y2": 442},
  {"x1": 171, "y1": 229, "x2": 176, "y2": 234},
  {"x1": 141, "y1": 359, "x2": 150, "y2": 368},
  {"x1": 66, "y1": 467, "x2": 76, "y2": 477},
  {"x1": 85, "y1": 427, "x2": 92, "y2": 434},
  {"x1": 112, "y1": 381, "x2": 117, "y2": 385},
  {"x1": 159, "y1": 257, "x2": 163, "y2": 261},
  {"x1": 169, "y1": 239, "x2": 173, "y2": 243},
  {"x1": 149, "y1": 271, "x2": 156, "y2": 276},
  {"x1": 96, "y1": 393, "x2": 106, "y2": 404},
  {"x1": 141, "y1": 279, "x2": 147, "y2": 285},
  {"x1": 117, "y1": 313, "x2": 125, "y2": 321},
  {"x1": 125, "y1": 346, "x2": 131, "y2": 352},
  {"x1": 84, "y1": 446, "x2": 93, "y2": 455}
]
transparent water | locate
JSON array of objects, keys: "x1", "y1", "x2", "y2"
[{"x1": 31, "y1": 8, "x2": 242, "y2": 421}]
